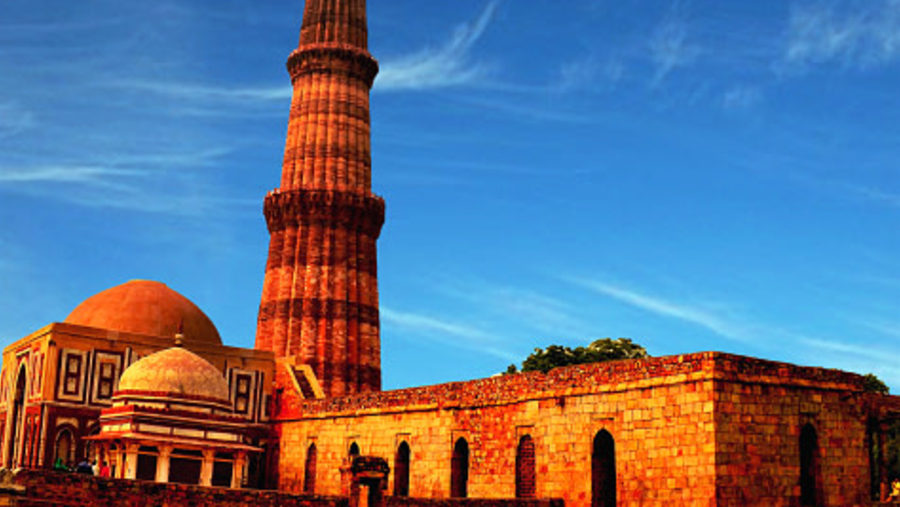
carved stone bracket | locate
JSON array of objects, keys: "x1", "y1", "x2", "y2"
[
  {"x1": 287, "y1": 43, "x2": 379, "y2": 87},
  {"x1": 263, "y1": 189, "x2": 385, "y2": 237}
]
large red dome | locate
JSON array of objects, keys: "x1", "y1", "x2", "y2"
[{"x1": 64, "y1": 280, "x2": 222, "y2": 345}]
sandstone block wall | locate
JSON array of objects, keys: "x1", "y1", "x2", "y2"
[
  {"x1": 275, "y1": 354, "x2": 720, "y2": 507},
  {"x1": 273, "y1": 352, "x2": 876, "y2": 507},
  {"x1": 713, "y1": 356, "x2": 871, "y2": 507},
  {"x1": 385, "y1": 497, "x2": 564, "y2": 507}
]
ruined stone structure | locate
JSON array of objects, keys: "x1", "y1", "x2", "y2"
[{"x1": 2, "y1": 1, "x2": 900, "y2": 506}]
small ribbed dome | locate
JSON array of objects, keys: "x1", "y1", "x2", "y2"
[
  {"x1": 64, "y1": 280, "x2": 221, "y2": 345},
  {"x1": 116, "y1": 346, "x2": 230, "y2": 408}
]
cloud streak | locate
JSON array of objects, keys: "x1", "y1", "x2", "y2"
[
  {"x1": 649, "y1": 12, "x2": 701, "y2": 85},
  {"x1": 784, "y1": 0, "x2": 900, "y2": 70},
  {"x1": 434, "y1": 279, "x2": 592, "y2": 339},
  {"x1": 118, "y1": 81, "x2": 291, "y2": 103},
  {"x1": 0, "y1": 103, "x2": 36, "y2": 139},
  {"x1": 375, "y1": 1, "x2": 499, "y2": 91},
  {"x1": 381, "y1": 306, "x2": 516, "y2": 361},
  {"x1": 565, "y1": 277, "x2": 750, "y2": 343},
  {"x1": 0, "y1": 146, "x2": 252, "y2": 216}
]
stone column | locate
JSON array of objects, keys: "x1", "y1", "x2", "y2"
[
  {"x1": 123, "y1": 443, "x2": 139, "y2": 480},
  {"x1": 231, "y1": 452, "x2": 246, "y2": 489},
  {"x1": 254, "y1": 0, "x2": 385, "y2": 398},
  {"x1": 155, "y1": 446, "x2": 172, "y2": 483},
  {"x1": 200, "y1": 449, "x2": 215, "y2": 487},
  {"x1": 114, "y1": 446, "x2": 125, "y2": 479}
]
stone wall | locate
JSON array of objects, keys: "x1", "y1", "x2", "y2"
[
  {"x1": 3, "y1": 468, "x2": 347, "y2": 506},
  {"x1": 385, "y1": 497, "x2": 563, "y2": 507},
  {"x1": 713, "y1": 355, "x2": 872, "y2": 506},
  {"x1": 273, "y1": 352, "x2": 872, "y2": 507},
  {"x1": 275, "y1": 353, "x2": 721, "y2": 506}
]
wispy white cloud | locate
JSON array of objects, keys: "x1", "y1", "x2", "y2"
[
  {"x1": 381, "y1": 306, "x2": 516, "y2": 361},
  {"x1": 799, "y1": 336, "x2": 899, "y2": 363},
  {"x1": 555, "y1": 56, "x2": 624, "y2": 92},
  {"x1": 565, "y1": 277, "x2": 751, "y2": 343},
  {"x1": 0, "y1": 103, "x2": 36, "y2": 139},
  {"x1": 0, "y1": 166, "x2": 146, "y2": 189},
  {"x1": 0, "y1": 147, "x2": 252, "y2": 216},
  {"x1": 649, "y1": 11, "x2": 701, "y2": 85},
  {"x1": 375, "y1": 1, "x2": 499, "y2": 91},
  {"x1": 783, "y1": 0, "x2": 900, "y2": 70},
  {"x1": 790, "y1": 172, "x2": 900, "y2": 209},
  {"x1": 119, "y1": 81, "x2": 291, "y2": 103},
  {"x1": 859, "y1": 320, "x2": 900, "y2": 339},
  {"x1": 435, "y1": 279, "x2": 591, "y2": 339},
  {"x1": 721, "y1": 85, "x2": 763, "y2": 110}
]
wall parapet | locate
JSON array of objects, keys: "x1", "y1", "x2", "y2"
[
  {"x1": 385, "y1": 497, "x2": 564, "y2": 507},
  {"x1": 276, "y1": 352, "x2": 866, "y2": 420}
]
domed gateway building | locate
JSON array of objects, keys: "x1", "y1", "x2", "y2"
[{"x1": 3, "y1": 1, "x2": 900, "y2": 506}]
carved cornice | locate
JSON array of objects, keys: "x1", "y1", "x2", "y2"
[
  {"x1": 263, "y1": 189, "x2": 385, "y2": 237},
  {"x1": 286, "y1": 43, "x2": 379, "y2": 88}
]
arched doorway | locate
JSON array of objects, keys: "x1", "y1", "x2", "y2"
[
  {"x1": 6, "y1": 366, "x2": 27, "y2": 467},
  {"x1": 516, "y1": 435, "x2": 535, "y2": 498},
  {"x1": 394, "y1": 441, "x2": 410, "y2": 496},
  {"x1": 800, "y1": 423, "x2": 822, "y2": 506},
  {"x1": 591, "y1": 430, "x2": 615, "y2": 507},
  {"x1": 349, "y1": 442, "x2": 360, "y2": 460},
  {"x1": 450, "y1": 438, "x2": 469, "y2": 498},
  {"x1": 303, "y1": 443, "x2": 317, "y2": 494},
  {"x1": 54, "y1": 427, "x2": 75, "y2": 466}
]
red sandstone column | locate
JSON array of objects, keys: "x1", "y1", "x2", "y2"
[{"x1": 256, "y1": 0, "x2": 384, "y2": 397}]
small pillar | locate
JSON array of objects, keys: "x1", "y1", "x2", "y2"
[
  {"x1": 155, "y1": 446, "x2": 172, "y2": 483},
  {"x1": 200, "y1": 449, "x2": 215, "y2": 487},
  {"x1": 123, "y1": 443, "x2": 139, "y2": 480},
  {"x1": 231, "y1": 452, "x2": 246, "y2": 489}
]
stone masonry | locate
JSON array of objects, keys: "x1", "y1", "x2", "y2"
[
  {"x1": 255, "y1": 0, "x2": 385, "y2": 397},
  {"x1": 270, "y1": 352, "x2": 878, "y2": 507}
]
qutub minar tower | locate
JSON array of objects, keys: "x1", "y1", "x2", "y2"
[{"x1": 255, "y1": 0, "x2": 384, "y2": 397}]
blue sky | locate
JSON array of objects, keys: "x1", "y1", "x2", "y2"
[{"x1": 1, "y1": 0, "x2": 899, "y2": 391}]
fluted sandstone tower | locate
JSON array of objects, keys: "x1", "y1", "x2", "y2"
[{"x1": 256, "y1": 0, "x2": 384, "y2": 397}]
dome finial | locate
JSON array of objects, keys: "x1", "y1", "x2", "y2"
[{"x1": 174, "y1": 318, "x2": 185, "y2": 347}]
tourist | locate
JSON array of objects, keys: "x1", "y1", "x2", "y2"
[
  {"x1": 76, "y1": 458, "x2": 93, "y2": 475},
  {"x1": 99, "y1": 461, "x2": 110, "y2": 478},
  {"x1": 91, "y1": 459, "x2": 99, "y2": 476},
  {"x1": 52, "y1": 457, "x2": 67, "y2": 472}
]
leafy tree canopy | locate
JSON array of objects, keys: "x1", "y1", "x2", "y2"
[
  {"x1": 864, "y1": 373, "x2": 889, "y2": 394},
  {"x1": 505, "y1": 338, "x2": 649, "y2": 374}
]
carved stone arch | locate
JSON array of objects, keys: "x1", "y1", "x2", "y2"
[
  {"x1": 450, "y1": 437, "x2": 469, "y2": 498},
  {"x1": 6, "y1": 363, "x2": 28, "y2": 467},
  {"x1": 394, "y1": 440, "x2": 410, "y2": 497},
  {"x1": 800, "y1": 423, "x2": 823, "y2": 506},
  {"x1": 53, "y1": 425, "x2": 77, "y2": 466},
  {"x1": 516, "y1": 434, "x2": 536, "y2": 498},
  {"x1": 304, "y1": 443, "x2": 317, "y2": 493}
]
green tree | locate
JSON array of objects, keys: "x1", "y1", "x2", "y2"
[
  {"x1": 505, "y1": 338, "x2": 649, "y2": 374},
  {"x1": 863, "y1": 373, "x2": 889, "y2": 394}
]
